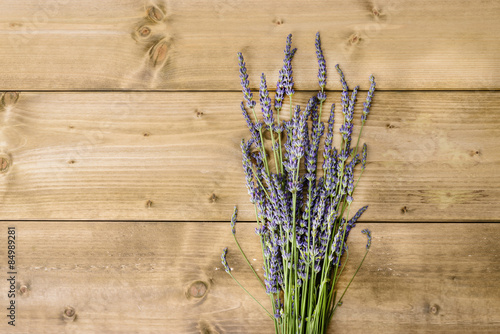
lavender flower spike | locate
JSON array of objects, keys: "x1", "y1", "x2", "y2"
[
  {"x1": 361, "y1": 229, "x2": 372, "y2": 249},
  {"x1": 361, "y1": 75, "x2": 376, "y2": 123},
  {"x1": 283, "y1": 34, "x2": 296, "y2": 96},
  {"x1": 361, "y1": 143, "x2": 367, "y2": 171},
  {"x1": 221, "y1": 248, "x2": 231, "y2": 273},
  {"x1": 237, "y1": 52, "x2": 256, "y2": 109},
  {"x1": 230, "y1": 206, "x2": 238, "y2": 235},
  {"x1": 315, "y1": 32, "x2": 327, "y2": 101},
  {"x1": 259, "y1": 73, "x2": 273, "y2": 127}
]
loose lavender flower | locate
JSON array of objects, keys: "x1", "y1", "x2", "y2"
[
  {"x1": 230, "y1": 206, "x2": 238, "y2": 235},
  {"x1": 221, "y1": 247, "x2": 231, "y2": 273},
  {"x1": 361, "y1": 229, "x2": 372, "y2": 249},
  {"x1": 238, "y1": 52, "x2": 256, "y2": 109}
]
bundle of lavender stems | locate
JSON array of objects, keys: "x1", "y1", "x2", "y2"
[{"x1": 221, "y1": 33, "x2": 375, "y2": 334}]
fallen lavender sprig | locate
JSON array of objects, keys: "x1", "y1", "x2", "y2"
[{"x1": 222, "y1": 33, "x2": 376, "y2": 334}]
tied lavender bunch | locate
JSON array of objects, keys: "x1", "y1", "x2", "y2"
[{"x1": 221, "y1": 33, "x2": 376, "y2": 334}]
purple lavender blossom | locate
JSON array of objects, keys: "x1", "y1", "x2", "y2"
[
  {"x1": 240, "y1": 102, "x2": 261, "y2": 148},
  {"x1": 259, "y1": 73, "x2": 273, "y2": 127},
  {"x1": 315, "y1": 32, "x2": 327, "y2": 95},
  {"x1": 336, "y1": 64, "x2": 349, "y2": 116},
  {"x1": 237, "y1": 52, "x2": 256, "y2": 109},
  {"x1": 275, "y1": 35, "x2": 297, "y2": 111},
  {"x1": 240, "y1": 139, "x2": 256, "y2": 203},
  {"x1": 362, "y1": 75, "x2": 376, "y2": 123},
  {"x1": 283, "y1": 34, "x2": 297, "y2": 96},
  {"x1": 362, "y1": 143, "x2": 367, "y2": 170}
]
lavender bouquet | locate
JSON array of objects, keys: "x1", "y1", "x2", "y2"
[{"x1": 221, "y1": 33, "x2": 375, "y2": 334}]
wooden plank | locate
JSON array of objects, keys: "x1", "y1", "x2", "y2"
[
  {"x1": 0, "y1": 0, "x2": 499, "y2": 90},
  {"x1": 0, "y1": 91, "x2": 498, "y2": 221},
  {"x1": 0, "y1": 222, "x2": 498, "y2": 333}
]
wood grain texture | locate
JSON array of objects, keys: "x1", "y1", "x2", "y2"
[
  {"x1": 0, "y1": 0, "x2": 499, "y2": 90},
  {"x1": 0, "y1": 222, "x2": 498, "y2": 333},
  {"x1": 0, "y1": 91, "x2": 498, "y2": 221}
]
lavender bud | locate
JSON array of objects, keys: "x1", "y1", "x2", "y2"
[
  {"x1": 361, "y1": 229, "x2": 372, "y2": 249},
  {"x1": 221, "y1": 248, "x2": 231, "y2": 273}
]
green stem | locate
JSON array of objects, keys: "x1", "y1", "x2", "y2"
[
  {"x1": 259, "y1": 130, "x2": 270, "y2": 175},
  {"x1": 351, "y1": 122, "x2": 365, "y2": 158},
  {"x1": 232, "y1": 234, "x2": 265, "y2": 289},
  {"x1": 330, "y1": 249, "x2": 369, "y2": 316},
  {"x1": 227, "y1": 272, "x2": 274, "y2": 320},
  {"x1": 251, "y1": 166, "x2": 271, "y2": 200},
  {"x1": 276, "y1": 108, "x2": 284, "y2": 174}
]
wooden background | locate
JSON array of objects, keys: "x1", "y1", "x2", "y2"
[{"x1": 0, "y1": 0, "x2": 499, "y2": 333}]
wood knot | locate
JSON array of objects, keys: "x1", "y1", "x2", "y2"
[
  {"x1": 19, "y1": 285, "x2": 28, "y2": 296},
  {"x1": 401, "y1": 206, "x2": 408, "y2": 214},
  {"x1": 386, "y1": 123, "x2": 395, "y2": 129},
  {"x1": 273, "y1": 17, "x2": 284, "y2": 25},
  {"x1": 469, "y1": 149, "x2": 480, "y2": 157},
  {"x1": 67, "y1": 160, "x2": 76, "y2": 165},
  {"x1": 1, "y1": 92, "x2": 19, "y2": 107},
  {"x1": 146, "y1": 200, "x2": 153, "y2": 208},
  {"x1": 209, "y1": 193, "x2": 218, "y2": 203},
  {"x1": 429, "y1": 304, "x2": 439, "y2": 315},
  {"x1": 143, "y1": 132, "x2": 151, "y2": 137},
  {"x1": 195, "y1": 109, "x2": 204, "y2": 118},
  {"x1": 63, "y1": 306, "x2": 76, "y2": 322},
  {"x1": 0, "y1": 156, "x2": 11, "y2": 173},
  {"x1": 186, "y1": 281, "x2": 208, "y2": 299},
  {"x1": 372, "y1": 7, "x2": 381, "y2": 17},
  {"x1": 147, "y1": 6, "x2": 165, "y2": 22},
  {"x1": 348, "y1": 33, "x2": 361, "y2": 45},
  {"x1": 137, "y1": 25, "x2": 152, "y2": 38},
  {"x1": 149, "y1": 40, "x2": 169, "y2": 68}
]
